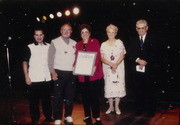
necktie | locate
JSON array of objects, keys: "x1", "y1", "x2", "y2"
[{"x1": 140, "y1": 36, "x2": 143, "y2": 47}]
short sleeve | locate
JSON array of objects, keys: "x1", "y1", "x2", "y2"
[
  {"x1": 118, "y1": 39, "x2": 126, "y2": 54},
  {"x1": 23, "y1": 46, "x2": 31, "y2": 62},
  {"x1": 100, "y1": 42, "x2": 105, "y2": 55}
]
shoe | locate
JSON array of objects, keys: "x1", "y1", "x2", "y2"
[
  {"x1": 144, "y1": 111, "x2": 155, "y2": 117},
  {"x1": 144, "y1": 113, "x2": 154, "y2": 117},
  {"x1": 43, "y1": 118, "x2": 54, "y2": 122},
  {"x1": 115, "y1": 108, "x2": 121, "y2": 115},
  {"x1": 54, "y1": 119, "x2": 62, "y2": 125},
  {"x1": 115, "y1": 110, "x2": 121, "y2": 115},
  {"x1": 65, "y1": 116, "x2": 73, "y2": 123},
  {"x1": 31, "y1": 120, "x2": 38, "y2": 125},
  {"x1": 132, "y1": 110, "x2": 143, "y2": 116},
  {"x1": 105, "y1": 108, "x2": 114, "y2": 114},
  {"x1": 83, "y1": 117, "x2": 93, "y2": 125},
  {"x1": 94, "y1": 120, "x2": 103, "y2": 125}
]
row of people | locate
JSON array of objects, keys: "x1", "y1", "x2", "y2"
[{"x1": 22, "y1": 19, "x2": 157, "y2": 125}]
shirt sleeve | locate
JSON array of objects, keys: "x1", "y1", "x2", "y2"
[
  {"x1": 100, "y1": 43, "x2": 105, "y2": 54},
  {"x1": 119, "y1": 39, "x2": 126, "y2": 54},
  {"x1": 94, "y1": 39, "x2": 101, "y2": 67},
  {"x1": 48, "y1": 41, "x2": 56, "y2": 73},
  {"x1": 23, "y1": 46, "x2": 31, "y2": 62}
]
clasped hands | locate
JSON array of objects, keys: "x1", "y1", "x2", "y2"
[
  {"x1": 136, "y1": 58, "x2": 147, "y2": 70},
  {"x1": 110, "y1": 62, "x2": 118, "y2": 73}
]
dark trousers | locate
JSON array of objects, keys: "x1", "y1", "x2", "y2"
[
  {"x1": 28, "y1": 81, "x2": 52, "y2": 122},
  {"x1": 81, "y1": 79, "x2": 101, "y2": 118},
  {"x1": 132, "y1": 72, "x2": 156, "y2": 114},
  {"x1": 53, "y1": 70, "x2": 76, "y2": 120}
]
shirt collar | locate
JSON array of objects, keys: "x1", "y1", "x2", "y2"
[{"x1": 139, "y1": 34, "x2": 146, "y2": 41}]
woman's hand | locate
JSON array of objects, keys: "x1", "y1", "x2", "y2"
[
  {"x1": 111, "y1": 67, "x2": 116, "y2": 74},
  {"x1": 111, "y1": 62, "x2": 118, "y2": 69},
  {"x1": 92, "y1": 66, "x2": 96, "y2": 76}
]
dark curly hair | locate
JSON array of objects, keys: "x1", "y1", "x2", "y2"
[{"x1": 79, "y1": 24, "x2": 91, "y2": 34}]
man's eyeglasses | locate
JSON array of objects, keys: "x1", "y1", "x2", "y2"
[
  {"x1": 61, "y1": 29, "x2": 72, "y2": 32},
  {"x1": 136, "y1": 26, "x2": 147, "y2": 30},
  {"x1": 107, "y1": 31, "x2": 116, "y2": 34}
]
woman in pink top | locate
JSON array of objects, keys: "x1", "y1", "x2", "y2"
[{"x1": 75, "y1": 24, "x2": 103, "y2": 125}]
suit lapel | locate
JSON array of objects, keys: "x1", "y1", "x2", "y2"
[
  {"x1": 143, "y1": 33, "x2": 150, "y2": 46},
  {"x1": 135, "y1": 36, "x2": 141, "y2": 49}
]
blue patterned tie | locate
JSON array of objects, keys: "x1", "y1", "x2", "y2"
[{"x1": 140, "y1": 36, "x2": 143, "y2": 47}]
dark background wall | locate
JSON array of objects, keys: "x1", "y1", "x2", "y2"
[{"x1": 0, "y1": 0, "x2": 179, "y2": 103}]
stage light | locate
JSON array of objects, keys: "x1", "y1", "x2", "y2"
[
  {"x1": 43, "y1": 16, "x2": 47, "y2": 20},
  {"x1": 49, "y1": 14, "x2": 54, "y2": 19},
  {"x1": 36, "y1": 17, "x2": 40, "y2": 22},
  {"x1": 65, "y1": 10, "x2": 71, "y2": 16},
  {"x1": 57, "y1": 12, "x2": 62, "y2": 17},
  {"x1": 73, "y1": 7, "x2": 80, "y2": 15},
  {"x1": 36, "y1": 6, "x2": 80, "y2": 22}
]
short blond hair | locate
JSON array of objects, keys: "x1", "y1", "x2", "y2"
[{"x1": 106, "y1": 24, "x2": 118, "y2": 33}]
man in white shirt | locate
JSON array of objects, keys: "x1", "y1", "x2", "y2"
[
  {"x1": 22, "y1": 28, "x2": 53, "y2": 124},
  {"x1": 48, "y1": 24, "x2": 76, "y2": 125}
]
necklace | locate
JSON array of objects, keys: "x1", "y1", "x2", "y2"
[
  {"x1": 109, "y1": 39, "x2": 116, "y2": 61},
  {"x1": 110, "y1": 50, "x2": 115, "y2": 61},
  {"x1": 83, "y1": 43, "x2": 87, "y2": 51}
]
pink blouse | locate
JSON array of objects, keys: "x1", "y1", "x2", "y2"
[{"x1": 75, "y1": 38, "x2": 103, "y2": 82}]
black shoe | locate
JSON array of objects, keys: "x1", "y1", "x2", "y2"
[
  {"x1": 31, "y1": 120, "x2": 38, "y2": 125},
  {"x1": 167, "y1": 104, "x2": 175, "y2": 110},
  {"x1": 83, "y1": 117, "x2": 93, "y2": 125},
  {"x1": 132, "y1": 110, "x2": 143, "y2": 116},
  {"x1": 43, "y1": 118, "x2": 54, "y2": 122},
  {"x1": 94, "y1": 120, "x2": 103, "y2": 125},
  {"x1": 144, "y1": 112, "x2": 155, "y2": 117}
]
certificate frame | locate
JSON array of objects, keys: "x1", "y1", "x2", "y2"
[{"x1": 73, "y1": 51, "x2": 97, "y2": 76}]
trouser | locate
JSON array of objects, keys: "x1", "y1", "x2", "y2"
[
  {"x1": 28, "y1": 81, "x2": 53, "y2": 122},
  {"x1": 53, "y1": 70, "x2": 76, "y2": 120},
  {"x1": 81, "y1": 79, "x2": 101, "y2": 118},
  {"x1": 132, "y1": 72, "x2": 156, "y2": 113}
]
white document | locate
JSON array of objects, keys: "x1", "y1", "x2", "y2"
[
  {"x1": 73, "y1": 51, "x2": 97, "y2": 76},
  {"x1": 136, "y1": 65, "x2": 145, "y2": 72}
]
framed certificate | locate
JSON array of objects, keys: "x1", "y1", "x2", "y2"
[{"x1": 73, "y1": 51, "x2": 97, "y2": 76}]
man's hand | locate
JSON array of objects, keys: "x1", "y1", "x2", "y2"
[
  {"x1": 51, "y1": 72, "x2": 58, "y2": 81},
  {"x1": 137, "y1": 59, "x2": 147, "y2": 66},
  {"x1": 25, "y1": 76, "x2": 31, "y2": 85},
  {"x1": 138, "y1": 65, "x2": 145, "y2": 70}
]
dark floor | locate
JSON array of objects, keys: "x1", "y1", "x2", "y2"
[{"x1": 0, "y1": 88, "x2": 179, "y2": 125}]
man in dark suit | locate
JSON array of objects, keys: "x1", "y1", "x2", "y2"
[{"x1": 127, "y1": 19, "x2": 157, "y2": 117}]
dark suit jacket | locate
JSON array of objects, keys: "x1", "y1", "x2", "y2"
[
  {"x1": 126, "y1": 33, "x2": 158, "y2": 75},
  {"x1": 126, "y1": 33, "x2": 158, "y2": 112}
]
